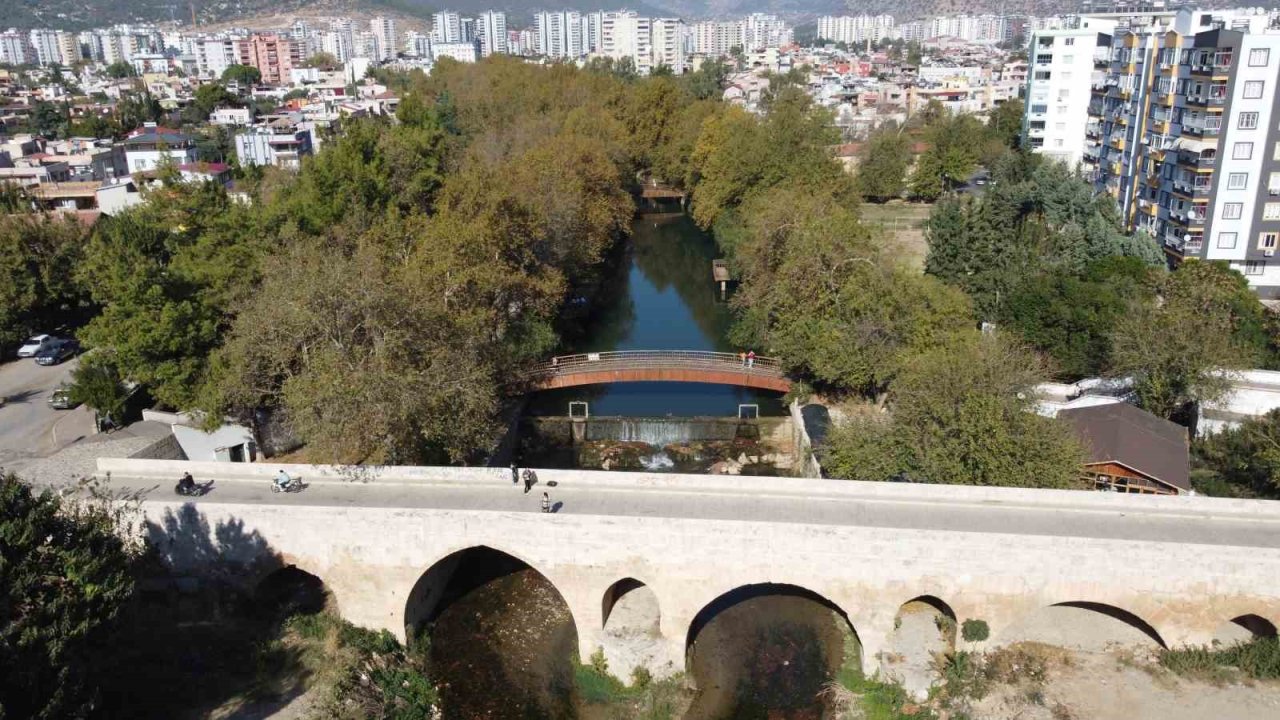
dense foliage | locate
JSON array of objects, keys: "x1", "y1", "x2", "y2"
[
  {"x1": 0, "y1": 210, "x2": 88, "y2": 350},
  {"x1": 1193, "y1": 410, "x2": 1280, "y2": 498},
  {"x1": 0, "y1": 474, "x2": 137, "y2": 719}
]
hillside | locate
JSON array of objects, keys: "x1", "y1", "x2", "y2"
[{"x1": 0, "y1": 0, "x2": 1267, "y2": 32}]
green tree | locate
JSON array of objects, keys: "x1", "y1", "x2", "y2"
[
  {"x1": 1110, "y1": 261, "x2": 1262, "y2": 421},
  {"x1": 684, "y1": 58, "x2": 729, "y2": 100},
  {"x1": 68, "y1": 357, "x2": 129, "y2": 428},
  {"x1": 987, "y1": 98, "x2": 1025, "y2": 150},
  {"x1": 0, "y1": 473, "x2": 136, "y2": 720},
  {"x1": 857, "y1": 124, "x2": 910, "y2": 202},
  {"x1": 221, "y1": 64, "x2": 262, "y2": 86},
  {"x1": 0, "y1": 212, "x2": 86, "y2": 348},
  {"x1": 103, "y1": 60, "x2": 135, "y2": 78},
  {"x1": 1194, "y1": 410, "x2": 1280, "y2": 498},
  {"x1": 301, "y1": 51, "x2": 340, "y2": 69},
  {"x1": 824, "y1": 331, "x2": 1086, "y2": 488},
  {"x1": 29, "y1": 100, "x2": 69, "y2": 137},
  {"x1": 184, "y1": 81, "x2": 237, "y2": 122}
]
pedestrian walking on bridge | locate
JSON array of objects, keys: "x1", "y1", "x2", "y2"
[
  {"x1": 523, "y1": 468, "x2": 536, "y2": 494},
  {"x1": 541, "y1": 492, "x2": 551, "y2": 514},
  {"x1": 510, "y1": 462, "x2": 518, "y2": 484}
]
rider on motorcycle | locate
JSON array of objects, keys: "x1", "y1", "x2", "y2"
[
  {"x1": 275, "y1": 469, "x2": 292, "y2": 491},
  {"x1": 177, "y1": 472, "x2": 196, "y2": 494}
]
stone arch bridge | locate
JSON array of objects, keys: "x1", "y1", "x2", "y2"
[{"x1": 97, "y1": 458, "x2": 1280, "y2": 679}]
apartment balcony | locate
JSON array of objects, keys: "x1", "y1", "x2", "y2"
[
  {"x1": 1086, "y1": 123, "x2": 1102, "y2": 139},
  {"x1": 1185, "y1": 89, "x2": 1228, "y2": 107},
  {"x1": 1182, "y1": 119, "x2": 1221, "y2": 138},
  {"x1": 1093, "y1": 48, "x2": 1110, "y2": 66},
  {"x1": 1083, "y1": 143, "x2": 1102, "y2": 160},
  {"x1": 1168, "y1": 204, "x2": 1207, "y2": 226},
  {"x1": 1172, "y1": 178, "x2": 1213, "y2": 198}
]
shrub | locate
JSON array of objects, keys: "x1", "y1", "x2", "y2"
[
  {"x1": 1160, "y1": 637, "x2": 1280, "y2": 682},
  {"x1": 960, "y1": 619, "x2": 990, "y2": 643}
]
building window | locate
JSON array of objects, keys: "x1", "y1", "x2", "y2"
[
  {"x1": 1054, "y1": 122, "x2": 1066, "y2": 131},
  {"x1": 1228, "y1": 172, "x2": 1249, "y2": 190},
  {"x1": 1034, "y1": 70, "x2": 1051, "y2": 80},
  {"x1": 1244, "y1": 80, "x2": 1265, "y2": 99},
  {"x1": 1053, "y1": 138, "x2": 1064, "y2": 148},
  {"x1": 1269, "y1": 172, "x2": 1280, "y2": 194},
  {"x1": 1218, "y1": 231, "x2": 1238, "y2": 248},
  {"x1": 1245, "y1": 261, "x2": 1266, "y2": 276},
  {"x1": 1224, "y1": 202, "x2": 1244, "y2": 219},
  {"x1": 1260, "y1": 233, "x2": 1278, "y2": 250},
  {"x1": 1249, "y1": 48, "x2": 1271, "y2": 66},
  {"x1": 1239, "y1": 112, "x2": 1260, "y2": 129},
  {"x1": 1266, "y1": 203, "x2": 1280, "y2": 220},
  {"x1": 1031, "y1": 103, "x2": 1048, "y2": 114},
  {"x1": 1233, "y1": 142, "x2": 1254, "y2": 160},
  {"x1": 1064, "y1": 37, "x2": 1075, "y2": 46}
]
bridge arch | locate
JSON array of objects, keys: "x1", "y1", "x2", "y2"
[
  {"x1": 598, "y1": 577, "x2": 673, "y2": 680},
  {"x1": 999, "y1": 601, "x2": 1167, "y2": 650},
  {"x1": 527, "y1": 350, "x2": 792, "y2": 393},
  {"x1": 881, "y1": 595, "x2": 958, "y2": 699},
  {"x1": 1212, "y1": 614, "x2": 1278, "y2": 646},
  {"x1": 255, "y1": 565, "x2": 330, "y2": 618},
  {"x1": 403, "y1": 544, "x2": 581, "y2": 643}
]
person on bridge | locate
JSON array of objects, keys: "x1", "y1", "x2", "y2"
[
  {"x1": 510, "y1": 463, "x2": 518, "y2": 484},
  {"x1": 523, "y1": 468, "x2": 536, "y2": 494},
  {"x1": 177, "y1": 472, "x2": 196, "y2": 494},
  {"x1": 739, "y1": 351, "x2": 746, "y2": 366},
  {"x1": 747, "y1": 350, "x2": 756, "y2": 368},
  {"x1": 541, "y1": 492, "x2": 551, "y2": 513},
  {"x1": 275, "y1": 469, "x2": 292, "y2": 491}
]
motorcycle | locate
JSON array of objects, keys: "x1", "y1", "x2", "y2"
[
  {"x1": 174, "y1": 479, "x2": 206, "y2": 497},
  {"x1": 270, "y1": 476, "x2": 304, "y2": 493}
]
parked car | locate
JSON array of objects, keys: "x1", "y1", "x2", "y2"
[
  {"x1": 34, "y1": 339, "x2": 79, "y2": 366},
  {"x1": 48, "y1": 388, "x2": 79, "y2": 410},
  {"x1": 16, "y1": 334, "x2": 51, "y2": 358}
]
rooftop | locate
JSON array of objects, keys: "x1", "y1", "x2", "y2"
[{"x1": 1060, "y1": 403, "x2": 1191, "y2": 492}]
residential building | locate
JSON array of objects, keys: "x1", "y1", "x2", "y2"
[
  {"x1": 236, "y1": 126, "x2": 313, "y2": 169},
  {"x1": 121, "y1": 125, "x2": 197, "y2": 172},
  {"x1": 817, "y1": 15, "x2": 896, "y2": 45},
  {"x1": 371, "y1": 17, "x2": 397, "y2": 61},
  {"x1": 432, "y1": 41, "x2": 479, "y2": 64},
  {"x1": 54, "y1": 31, "x2": 79, "y2": 64},
  {"x1": 243, "y1": 34, "x2": 303, "y2": 85},
  {"x1": 29, "y1": 29, "x2": 62, "y2": 65},
  {"x1": 0, "y1": 31, "x2": 32, "y2": 65},
  {"x1": 1022, "y1": 19, "x2": 1118, "y2": 167},
  {"x1": 1075, "y1": 8, "x2": 1280, "y2": 295},
  {"x1": 210, "y1": 107, "x2": 254, "y2": 126},
  {"x1": 432, "y1": 11, "x2": 463, "y2": 44},
  {"x1": 535, "y1": 10, "x2": 584, "y2": 59},
  {"x1": 477, "y1": 11, "x2": 507, "y2": 57},
  {"x1": 651, "y1": 18, "x2": 685, "y2": 74}
]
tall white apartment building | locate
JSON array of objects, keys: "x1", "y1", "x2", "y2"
[
  {"x1": 188, "y1": 37, "x2": 240, "y2": 77},
  {"x1": 371, "y1": 17, "x2": 397, "y2": 61},
  {"x1": 741, "y1": 13, "x2": 791, "y2": 49},
  {"x1": 477, "y1": 11, "x2": 507, "y2": 57},
  {"x1": 584, "y1": 12, "x2": 603, "y2": 53},
  {"x1": 817, "y1": 15, "x2": 896, "y2": 45},
  {"x1": 1023, "y1": 20, "x2": 1117, "y2": 166},
  {"x1": 0, "y1": 32, "x2": 32, "y2": 65},
  {"x1": 693, "y1": 15, "x2": 790, "y2": 57},
  {"x1": 321, "y1": 31, "x2": 352, "y2": 62},
  {"x1": 651, "y1": 18, "x2": 685, "y2": 73},
  {"x1": 601, "y1": 13, "x2": 652, "y2": 74},
  {"x1": 433, "y1": 11, "x2": 463, "y2": 44},
  {"x1": 404, "y1": 31, "x2": 432, "y2": 59},
  {"x1": 535, "y1": 10, "x2": 584, "y2": 59},
  {"x1": 433, "y1": 41, "x2": 479, "y2": 63},
  {"x1": 78, "y1": 31, "x2": 103, "y2": 62},
  {"x1": 28, "y1": 29, "x2": 62, "y2": 65}
]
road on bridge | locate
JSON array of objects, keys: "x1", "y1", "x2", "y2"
[{"x1": 80, "y1": 468, "x2": 1280, "y2": 550}]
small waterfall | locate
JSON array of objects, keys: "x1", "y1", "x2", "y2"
[{"x1": 589, "y1": 418, "x2": 698, "y2": 446}]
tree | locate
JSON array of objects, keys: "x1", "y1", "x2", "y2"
[
  {"x1": 184, "y1": 81, "x2": 237, "y2": 123},
  {"x1": 68, "y1": 357, "x2": 129, "y2": 428},
  {"x1": 0, "y1": 473, "x2": 136, "y2": 719},
  {"x1": 221, "y1": 64, "x2": 262, "y2": 86},
  {"x1": 824, "y1": 331, "x2": 1086, "y2": 488},
  {"x1": 1110, "y1": 261, "x2": 1262, "y2": 421},
  {"x1": 987, "y1": 98, "x2": 1024, "y2": 150},
  {"x1": 684, "y1": 58, "x2": 728, "y2": 100},
  {"x1": 301, "y1": 51, "x2": 340, "y2": 69},
  {"x1": 1193, "y1": 410, "x2": 1280, "y2": 498},
  {"x1": 0, "y1": 212, "x2": 86, "y2": 348},
  {"x1": 857, "y1": 124, "x2": 910, "y2": 202},
  {"x1": 103, "y1": 60, "x2": 135, "y2": 78}
]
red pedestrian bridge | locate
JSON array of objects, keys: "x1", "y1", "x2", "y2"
[{"x1": 526, "y1": 350, "x2": 791, "y2": 393}]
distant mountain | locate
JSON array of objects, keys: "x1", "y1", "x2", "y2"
[{"x1": 0, "y1": 0, "x2": 1269, "y2": 32}]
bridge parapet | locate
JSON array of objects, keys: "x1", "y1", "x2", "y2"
[{"x1": 526, "y1": 350, "x2": 790, "y2": 392}]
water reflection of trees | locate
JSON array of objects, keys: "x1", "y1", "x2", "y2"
[{"x1": 631, "y1": 212, "x2": 736, "y2": 351}]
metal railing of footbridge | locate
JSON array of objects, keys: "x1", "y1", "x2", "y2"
[{"x1": 526, "y1": 350, "x2": 785, "y2": 379}]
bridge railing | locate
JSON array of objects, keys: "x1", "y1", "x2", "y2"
[{"x1": 526, "y1": 350, "x2": 784, "y2": 378}]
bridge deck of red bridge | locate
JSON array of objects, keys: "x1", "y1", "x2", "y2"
[{"x1": 526, "y1": 350, "x2": 790, "y2": 393}]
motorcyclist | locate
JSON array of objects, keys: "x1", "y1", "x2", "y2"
[
  {"x1": 177, "y1": 472, "x2": 196, "y2": 494},
  {"x1": 275, "y1": 469, "x2": 292, "y2": 491}
]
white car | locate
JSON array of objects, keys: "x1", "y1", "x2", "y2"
[{"x1": 16, "y1": 334, "x2": 51, "y2": 358}]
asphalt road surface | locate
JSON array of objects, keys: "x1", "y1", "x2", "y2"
[{"x1": 0, "y1": 356, "x2": 94, "y2": 471}]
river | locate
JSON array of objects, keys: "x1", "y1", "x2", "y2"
[{"x1": 526, "y1": 206, "x2": 786, "y2": 418}]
